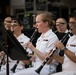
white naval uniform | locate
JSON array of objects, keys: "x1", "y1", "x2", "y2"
[
  {"x1": 51, "y1": 35, "x2": 76, "y2": 75},
  {"x1": 13, "y1": 29, "x2": 59, "y2": 75},
  {"x1": 0, "y1": 33, "x2": 32, "y2": 75}
]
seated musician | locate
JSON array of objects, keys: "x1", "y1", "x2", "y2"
[
  {"x1": 0, "y1": 18, "x2": 32, "y2": 75},
  {"x1": 54, "y1": 18, "x2": 73, "y2": 72},
  {"x1": 50, "y1": 12, "x2": 76, "y2": 75},
  {"x1": 13, "y1": 12, "x2": 59, "y2": 75},
  {"x1": 55, "y1": 18, "x2": 73, "y2": 45}
]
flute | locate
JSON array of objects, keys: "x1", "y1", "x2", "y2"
[
  {"x1": 11, "y1": 29, "x2": 38, "y2": 73},
  {"x1": 35, "y1": 32, "x2": 70, "y2": 74}
]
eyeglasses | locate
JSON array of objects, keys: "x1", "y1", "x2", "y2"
[
  {"x1": 68, "y1": 22, "x2": 76, "y2": 25},
  {"x1": 56, "y1": 22, "x2": 66, "y2": 27},
  {"x1": 56, "y1": 22, "x2": 66, "y2": 25},
  {"x1": 12, "y1": 20, "x2": 18, "y2": 23},
  {"x1": 4, "y1": 20, "x2": 11, "y2": 23},
  {"x1": 69, "y1": 22, "x2": 76, "y2": 28},
  {"x1": 11, "y1": 24, "x2": 19, "y2": 27}
]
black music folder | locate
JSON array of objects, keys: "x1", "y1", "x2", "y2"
[{"x1": 0, "y1": 30, "x2": 31, "y2": 60}]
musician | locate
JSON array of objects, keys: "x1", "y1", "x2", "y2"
[
  {"x1": 0, "y1": 18, "x2": 32, "y2": 75},
  {"x1": 55, "y1": 18, "x2": 68, "y2": 33},
  {"x1": 4, "y1": 16, "x2": 12, "y2": 31},
  {"x1": 0, "y1": 16, "x2": 12, "y2": 66},
  {"x1": 55, "y1": 18, "x2": 73, "y2": 45},
  {"x1": 54, "y1": 18, "x2": 73, "y2": 72},
  {"x1": 13, "y1": 12, "x2": 59, "y2": 75},
  {"x1": 50, "y1": 12, "x2": 76, "y2": 75}
]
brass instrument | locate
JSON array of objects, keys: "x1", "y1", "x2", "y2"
[
  {"x1": 11, "y1": 29, "x2": 38, "y2": 73},
  {"x1": 35, "y1": 32, "x2": 70, "y2": 74}
]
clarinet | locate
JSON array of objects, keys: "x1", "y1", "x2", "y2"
[
  {"x1": 35, "y1": 32, "x2": 70, "y2": 74},
  {"x1": 11, "y1": 29, "x2": 38, "y2": 73}
]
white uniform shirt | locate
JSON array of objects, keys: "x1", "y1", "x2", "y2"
[
  {"x1": 65, "y1": 29, "x2": 69, "y2": 33},
  {"x1": 15, "y1": 33, "x2": 32, "y2": 69},
  {"x1": 62, "y1": 35, "x2": 76, "y2": 71},
  {"x1": 33, "y1": 29, "x2": 59, "y2": 73},
  {"x1": 17, "y1": 33, "x2": 32, "y2": 54}
]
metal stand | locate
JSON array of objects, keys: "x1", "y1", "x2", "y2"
[
  {"x1": 0, "y1": 29, "x2": 9, "y2": 75},
  {"x1": 6, "y1": 45, "x2": 9, "y2": 75}
]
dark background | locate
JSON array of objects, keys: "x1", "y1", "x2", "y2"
[{"x1": 0, "y1": 0, "x2": 10, "y2": 19}]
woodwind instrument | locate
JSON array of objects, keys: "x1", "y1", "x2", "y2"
[
  {"x1": 11, "y1": 29, "x2": 38, "y2": 73},
  {"x1": 35, "y1": 32, "x2": 70, "y2": 74}
]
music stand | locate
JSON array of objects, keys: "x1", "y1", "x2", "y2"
[
  {"x1": 0, "y1": 30, "x2": 31, "y2": 75},
  {"x1": 7, "y1": 30, "x2": 30, "y2": 60}
]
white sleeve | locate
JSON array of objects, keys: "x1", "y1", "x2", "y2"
[
  {"x1": 45, "y1": 37, "x2": 58, "y2": 53},
  {"x1": 26, "y1": 48, "x2": 32, "y2": 54}
]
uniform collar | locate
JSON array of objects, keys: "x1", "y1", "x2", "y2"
[
  {"x1": 65, "y1": 29, "x2": 69, "y2": 33},
  {"x1": 41, "y1": 29, "x2": 52, "y2": 38},
  {"x1": 17, "y1": 33, "x2": 24, "y2": 39}
]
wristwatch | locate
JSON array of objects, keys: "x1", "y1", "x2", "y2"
[{"x1": 61, "y1": 47, "x2": 68, "y2": 52}]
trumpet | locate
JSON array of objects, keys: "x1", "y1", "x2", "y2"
[
  {"x1": 11, "y1": 29, "x2": 38, "y2": 73},
  {"x1": 35, "y1": 32, "x2": 70, "y2": 74}
]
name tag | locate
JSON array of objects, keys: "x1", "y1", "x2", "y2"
[
  {"x1": 43, "y1": 39, "x2": 48, "y2": 41},
  {"x1": 70, "y1": 44, "x2": 76, "y2": 47},
  {"x1": 20, "y1": 42, "x2": 24, "y2": 44}
]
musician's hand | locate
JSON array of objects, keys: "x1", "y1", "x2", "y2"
[
  {"x1": 22, "y1": 60, "x2": 31, "y2": 65},
  {"x1": 24, "y1": 42, "x2": 35, "y2": 51},
  {"x1": 54, "y1": 41, "x2": 64, "y2": 50},
  {"x1": 30, "y1": 55, "x2": 36, "y2": 62}
]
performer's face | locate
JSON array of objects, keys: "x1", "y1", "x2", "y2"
[
  {"x1": 56, "y1": 18, "x2": 67, "y2": 33},
  {"x1": 4, "y1": 17, "x2": 12, "y2": 31},
  {"x1": 11, "y1": 21, "x2": 23, "y2": 34},
  {"x1": 69, "y1": 18, "x2": 76, "y2": 35}
]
